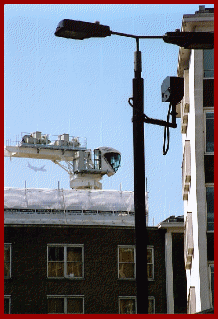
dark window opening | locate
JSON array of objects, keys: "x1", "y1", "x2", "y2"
[
  {"x1": 104, "y1": 152, "x2": 121, "y2": 172},
  {"x1": 203, "y1": 79, "x2": 214, "y2": 107}
]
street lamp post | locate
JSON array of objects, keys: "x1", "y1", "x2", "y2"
[
  {"x1": 132, "y1": 38, "x2": 147, "y2": 314},
  {"x1": 55, "y1": 20, "x2": 214, "y2": 314}
]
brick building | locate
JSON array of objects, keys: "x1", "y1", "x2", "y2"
[{"x1": 4, "y1": 188, "x2": 186, "y2": 314}]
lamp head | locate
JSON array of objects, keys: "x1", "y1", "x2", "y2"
[
  {"x1": 55, "y1": 19, "x2": 111, "y2": 40},
  {"x1": 163, "y1": 31, "x2": 214, "y2": 49}
]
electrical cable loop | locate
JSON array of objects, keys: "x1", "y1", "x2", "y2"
[
  {"x1": 163, "y1": 103, "x2": 172, "y2": 155},
  {"x1": 128, "y1": 97, "x2": 133, "y2": 107}
]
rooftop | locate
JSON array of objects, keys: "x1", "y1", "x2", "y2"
[
  {"x1": 158, "y1": 215, "x2": 184, "y2": 231},
  {"x1": 4, "y1": 187, "x2": 145, "y2": 227},
  {"x1": 161, "y1": 215, "x2": 184, "y2": 224}
]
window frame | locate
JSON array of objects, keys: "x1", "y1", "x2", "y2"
[
  {"x1": 203, "y1": 49, "x2": 214, "y2": 79},
  {"x1": 118, "y1": 245, "x2": 154, "y2": 280},
  {"x1": 208, "y1": 263, "x2": 214, "y2": 307},
  {"x1": 4, "y1": 295, "x2": 11, "y2": 314},
  {"x1": 118, "y1": 245, "x2": 136, "y2": 280},
  {"x1": 148, "y1": 296, "x2": 155, "y2": 314},
  {"x1": 206, "y1": 184, "x2": 214, "y2": 232},
  {"x1": 47, "y1": 295, "x2": 84, "y2": 314},
  {"x1": 47, "y1": 244, "x2": 84, "y2": 279},
  {"x1": 147, "y1": 246, "x2": 154, "y2": 281},
  {"x1": 203, "y1": 49, "x2": 214, "y2": 108},
  {"x1": 204, "y1": 110, "x2": 214, "y2": 155},
  {"x1": 118, "y1": 296, "x2": 155, "y2": 314},
  {"x1": 119, "y1": 296, "x2": 137, "y2": 314},
  {"x1": 4, "y1": 243, "x2": 12, "y2": 279}
]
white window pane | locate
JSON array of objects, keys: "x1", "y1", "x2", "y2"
[
  {"x1": 48, "y1": 298, "x2": 64, "y2": 314},
  {"x1": 4, "y1": 245, "x2": 10, "y2": 278},
  {"x1": 67, "y1": 262, "x2": 82, "y2": 278},
  {"x1": 147, "y1": 248, "x2": 152, "y2": 263},
  {"x1": 119, "y1": 248, "x2": 134, "y2": 262},
  {"x1": 67, "y1": 247, "x2": 82, "y2": 261},
  {"x1": 119, "y1": 263, "x2": 135, "y2": 279},
  {"x1": 4, "y1": 263, "x2": 10, "y2": 278},
  {"x1": 4, "y1": 246, "x2": 10, "y2": 262},
  {"x1": 120, "y1": 299, "x2": 136, "y2": 314},
  {"x1": 48, "y1": 247, "x2": 64, "y2": 261},
  {"x1": 210, "y1": 266, "x2": 214, "y2": 306},
  {"x1": 206, "y1": 187, "x2": 214, "y2": 231},
  {"x1": 204, "y1": 49, "x2": 214, "y2": 77},
  {"x1": 4, "y1": 298, "x2": 10, "y2": 314},
  {"x1": 206, "y1": 113, "x2": 214, "y2": 153},
  {"x1": 147, "y1": 264, "x2": 153, "y2": 279},
  {"x1": 67, "y1": 298, "x2": 83, "y2": 314},
  {"x1": 48, "y1": 262, "x2": 64, "y2": 277},
  {"x1": 148, "y1": 298, "x2": 155, "y2": 314}
]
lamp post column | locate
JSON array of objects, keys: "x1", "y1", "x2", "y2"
[{"x1": 132, "y1": 38, "x2": 148, "y2": 314}]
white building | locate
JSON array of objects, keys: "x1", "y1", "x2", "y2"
[
  {"x1": 176, "y1": 6, "x2": 214, "y2": 314},
  {"x1": 158, "y1": 215, "x2": 185, "y2": 314}
]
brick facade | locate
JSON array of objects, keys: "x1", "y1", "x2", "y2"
[{"x1": 4, "y1": 225, "x2": 168, "y2": 314}]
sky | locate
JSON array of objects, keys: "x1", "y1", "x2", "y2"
[{"x1": 4, "y1": 4, "x2": 214, "y2": 226}]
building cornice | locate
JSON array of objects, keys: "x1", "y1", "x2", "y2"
[{"x1": 177, "y1": 10, "x2": 214, "y2": 78}]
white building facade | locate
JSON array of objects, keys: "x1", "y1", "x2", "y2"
[{"x1": 177, "y1": 6, "x2": 214, "y2": 314}]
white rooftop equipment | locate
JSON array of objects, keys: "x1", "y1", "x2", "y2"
[
  {"x1": 4, "y1": 132, "x2": 121, "y2": 190},
  {"x1": 4, "y1": 188, "x2": 150, "y2": 226}
]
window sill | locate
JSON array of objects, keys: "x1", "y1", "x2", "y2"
[
  {"x1": 118, "y1": 278, "x2": 154, "y2": 281},
  {"x1": 47, "y1": 277, "x2": 84, "y2": 280},
  {"x1": 205, "y1": 152, "x2": 214, "y2": 156},
  {"x1": 118, "y1": 278, "x2": 136, "y2": 281}
]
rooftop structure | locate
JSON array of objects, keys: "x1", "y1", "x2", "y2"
[
  {"x1": 4, "y1": 132, "x2": 121, "y2": 190},
  {"x1": 4, "y1": 188, "x2": 148, "y2": 226}
]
